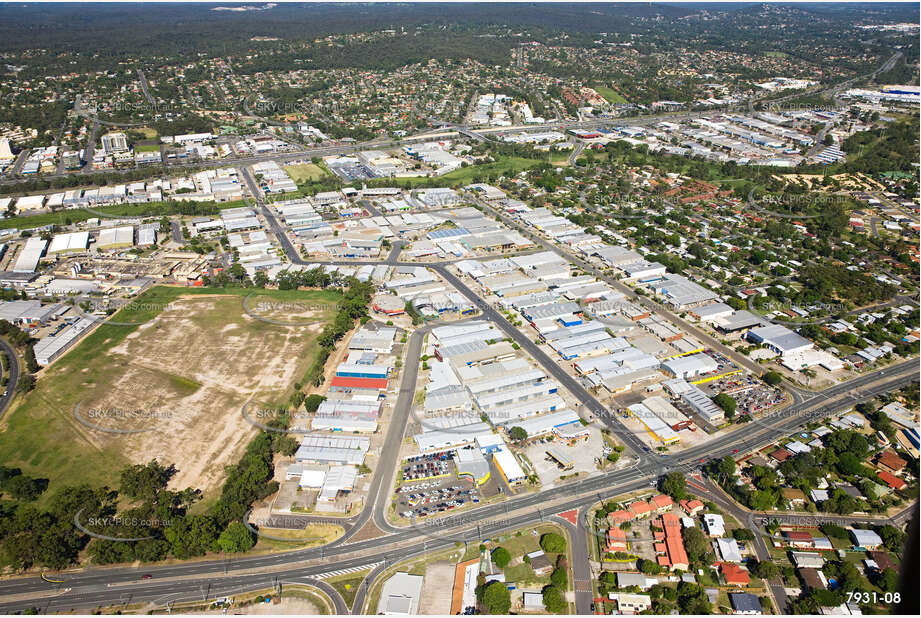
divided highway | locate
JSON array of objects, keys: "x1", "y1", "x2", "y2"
[
  {"x1": 0, "y1": 197, "x2": 915, "y2": 613},
  {"x1": 0, "y1": 359, "x2": 913, "y2": 613}
]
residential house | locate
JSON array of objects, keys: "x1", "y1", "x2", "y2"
[
  {"x1": 729, "y1": 592, "x2": 762, "y2": 615},
  {"x1": 721, "y1": 563, "x2": 751, "y2": 587}
]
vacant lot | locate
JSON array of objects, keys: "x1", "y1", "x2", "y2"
[
  {"x1": 399, "y1": 156, "x2": 543, "y2": 188},
  {"x1": 285, "y1": 163, "x2": 331, "y2": 184},
  {"x1": 0, "y1": 286, "x2": 339, "y2": 505},
  {"x1": 595, "y1": 85, "x2": 627, "y2": 104}
]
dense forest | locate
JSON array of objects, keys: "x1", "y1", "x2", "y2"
[{"x1": 0, "y1": 2, "x2": 915, "y2": 77}]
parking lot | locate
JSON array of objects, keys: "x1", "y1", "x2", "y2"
[
  {"x1": 701, "y1": 374, "x2": 785, "y2": 416},
  {"x1": 395, "y1": 476, "x2": 481, "y2": 519},
  {"x1": 329, "y1": 162, "x2": 376, "y2": 181},
  {"x1": 401, "y1": 451, "x2": 454, "y2": 482}
]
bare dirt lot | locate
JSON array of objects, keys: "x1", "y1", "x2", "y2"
[{"x1": 0, "y1": 287, "x2": 339, "y2": 504}]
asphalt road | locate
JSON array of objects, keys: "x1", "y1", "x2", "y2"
[
  {"x1": 471, "y1": 195, "x2": 767, "y2": 378},
  {"x1": 552, "y1": 509, "x2": 593, "y2": 615},
  {"x1": 0, "y1": 173, "x2": 916, "y2": 611},
  {"x1": 137, "y1": 69, "x2": 155, "y2": 106},
  {"x1": 689, "y1": 476, "x2": 791, "y2": 612},
  {"x1": 0, "y1": 336, "x2": 913, "y2": 613},
  {"x1": 0, "y1": 337, "x2": 21, "y2": 421}
]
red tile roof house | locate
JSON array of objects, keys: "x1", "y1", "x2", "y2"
[
  {"x1": 680, "y1": 499, "x2": 705, "y2": 516},
  {"x1": 628, "y1": 501, "x2": 655, "y2": 519},
  {"x1": 782, "y1": 531, "x2": 815, "y2": 549},
  {"x1": 608, "y1": 510, "x2": 634, "y2": 525},
  {"x1": 650, "y1": 494, "x2": 674, "y2": 514},
  {"x1": 878, "y1": 470, "x2": 907, "y2": 491},
  {"x1": 875, "y1": 450, "x2": 908, "y2": 475},
  {"x1": 770, "y1": 448, "x2": 792, "y2": 463},
  {"x1": 720, "y1": 563, "x2": 751, "y2": 587},
  {"x1": 605, "y1": 527, "x2": 628, "y2": 552},
  {"x1": 656, "y1": 513, "x2": 689, "y2": 572}
]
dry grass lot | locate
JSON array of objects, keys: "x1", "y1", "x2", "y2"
[
  {"x1": 285, "y1": 163, "x2": 331, "y2": 184},
  {"x1": 0, "y1": 286, "x2": 340, "y2": 506}
]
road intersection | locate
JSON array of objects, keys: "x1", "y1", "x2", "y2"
[{"x1": 0, "y1": 216, "x2": 915, "y2": 613}]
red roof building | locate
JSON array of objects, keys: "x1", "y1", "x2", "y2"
[
  {"x1": 875, "y1": 450, "x2": 907, "y2": 474},
  {"x1": 721, "y1": 563, "x2": 751, "y2": 587},
  {"x1": 680, "y1": 499, "x2": 704, "y2": 516},
  {"x1": 329, "y1": 376, "x2": 388, "y2": 390},
  {"x1": 650, "y1": 494, "x2": 674, "y2": 513},
  {"x1": 629, "y1": 501, "x2": 655, "y2": 519},
  {"x1": 605, "y1": 527, "x2": 628, "y2": 552},
  {"x1": 878, "y1": 470, "x2": 907, "y2": 491},
  {"x1": 608, "y1": 510, "x2": 633, "y2": 525},
  {"x1": 783, "y1": 531, "x2": 815, "y2": 548},
  {"x1": 657, "y1": 513, "x2": 689, "y2": 572},
  {"x1": 770, "y1": 448, "x2": 792, "y2": 462}
]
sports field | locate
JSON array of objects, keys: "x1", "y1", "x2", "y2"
[
  {"x1": 0, "y1": 286, "x2": 340, "y2": 505},
  {"x1": 595, "y1": 85, "x2": 628, "y2": 104}
]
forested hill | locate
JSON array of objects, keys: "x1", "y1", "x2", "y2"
[
  {"x1": 0, "y1": 2, "x2": 915, "y2": 73},
  {"x1": 0, "y1": 2, "x2": 689, "y2": 56}
]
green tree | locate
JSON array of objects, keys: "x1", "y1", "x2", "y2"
[
  {"x1": 216, "y1": 521, "x2": 255, "y2": 553},
  {"x1": 874, "y1": 568, "x2": 899, "y2": 592},
  {"x1": 659, "y1": 471, "x2": 687, "y2": 500},
  {"x1": 732, "y1": 528, "x2": 755, "y2": 542},
  {"x1": 751, "y1": 559, "x2": 779, "y2": 580},
  {"x1": 491, "y1": 546, "x2": 511, "y2": 568},
  {"x1": 763, "y1": 371, "x2": 782, "y2": 386},
  {"x1": 119, "y1": 460, "x2": 177, "y2": 506},
  {"x1": 304, "y1": 394, "x2": 326, "y2": 413},
  {"x1": 480, "y1": 581, "x2": 511, "y2": 614},
  {"x1": 676, "y1": 582, "x2": 711, "y2": 614},
  {"x1": 542, "y1": 585, "x2": 566, "y2": 613},
  {"x1": 508, "y1": 426, "x2": 528, "y2": 442},
  {"x1": 713, "y1": 393, "x2": 737, "y2": 418},
  {"x1": 682, "y1": 527, "x2": 711, "y2": 564},
  {"x1": 639, "y1": 558, "x2": 664, "y2": 575},
  {"x1": 550, "y1": 565, "x2": 568, "y2": 588},
  {"x1": 540, "y1": 532, "x2": 567, "y2": 554}
]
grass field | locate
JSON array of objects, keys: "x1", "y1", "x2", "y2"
[
  {"x1": 252, "y1": 524, "x2": 344, "y2": 552},
  {"x1": 285, "y1": 163, "x2": 332, "y2": 184},
  {"x1": 326, "y1": 572, "x2": 368, "y2": 611},
  {"x1": 133, "y1": 143, "x2": 161, "y2": 153},
  {"x1": 397, "y1": 156, "x2": 543, "y2": 188},
  {"x1": 0, "y1": 285, "x2": 340, "y2": 505},
  {"x1": 595, "y1": 85, "x2": 628, "y2": 104},
  {"x1": 0, "y1": 199, "x2": 248, "y2": 230},
  {"x1": 132, "y1": 127, "x2": 159, "y2": 139}
]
